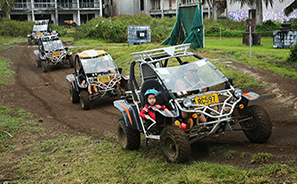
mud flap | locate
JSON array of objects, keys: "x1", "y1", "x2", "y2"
[
  {"x1": 113, "y1": 100, "x2": 141, "y2": 130},
  {"x1": 66, "y1": 74, "x2": 79, "y2": 92},
  {"x1": 242, "y1": 92, "x2": 260, "y2": 101},
  {"x1": 33, "y1": 50, "x2": 41, "y2": 61}
]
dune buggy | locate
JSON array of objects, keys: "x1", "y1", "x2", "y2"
[
  {"x1": 33, "y1": 34, "x2": 73, "y2": 72},
  {"x1": 27, "y1": 20, "x2": 57, "y2": 45},
  {"x1": 66, "y1": 49, "x2": 130, "y2": 110},
  {"x1": 113, "y1": 44, "x2": 272, "y2": 163}
]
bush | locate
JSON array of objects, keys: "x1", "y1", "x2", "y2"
[
  {"x1": 287, "y1": 43, "x2": 297, "y2": 63},
  {"x1": 0, "y1": 18, "x2": 34, "y2": 37},
  {"x1": 74, "y1": 14, "x2": 176, "y2": 43},
  {"x1": 0, "y1": 18, "x2": 67, "y2": 37}
]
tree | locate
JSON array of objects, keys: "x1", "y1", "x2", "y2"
[
  {"x1": 0, "y1": 0, "x2": 16, "y2": 17},
  {"x1": 284, "y1": 0, "x2": 297, "y2": 16},
  {"x1": 229, "y1": 0, "x2": 277, "y2": 26}
]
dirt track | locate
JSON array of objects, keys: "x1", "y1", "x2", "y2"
[{"x1": 0, "y1": 42, "x2": 296, "y2": 168}]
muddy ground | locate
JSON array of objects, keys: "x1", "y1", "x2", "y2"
[{"x1": 0, "y1": 43, "x2": 296, "y2": 177}]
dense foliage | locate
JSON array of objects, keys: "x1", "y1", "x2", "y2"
[
  {"x1": 0, "y1": 18, "x2": 34, "y2": 37},
  {"x1": 0, "y1": 15, "x2": 296, "y2": 41},
  {"x1": 74, "y1": 14, "x2": 176, "y2": 43},
  {"x1": 287, "y1": 43, "x2": 297, "y2": 63},
  {"x1": 0, "y1": 18, "x2": 67, "y2": 37}
]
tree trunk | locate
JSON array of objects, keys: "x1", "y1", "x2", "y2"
[{"x1": 256, "y1": 0, "x2": 263, "y2": 25}]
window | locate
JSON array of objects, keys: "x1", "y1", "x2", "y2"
[{"x1": 140, "y1": 0, "x2": 144, "y2": 11}]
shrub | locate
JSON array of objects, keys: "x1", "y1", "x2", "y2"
[
  {"x1": 0, "y1": 18, "x2": 34, "y2": 37},
  {"x1": 0, "y1": 18, "x2": 67, "y2": 37},
  {"x1": 287, "y1": 43, "x2": 297, "y2": 63},
  {"x1": 74, "y1": 14, "x2": 176, "y2": 43}
]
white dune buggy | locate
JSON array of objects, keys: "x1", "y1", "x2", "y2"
[
  {"x1": 27, "y1": 20, "x2": 57, "y2": 45},
  {"x1": 33, "y1": 34, "x2": 73, "y2": 72},
  {"x1": 113, "y1": 44, "x2": 272, "y2": 163},
  {"x1": 66, "y1": 49, "x2": 129, "y2": 110}
]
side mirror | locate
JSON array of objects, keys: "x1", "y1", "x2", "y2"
[
  {"x1": 225, "y1": 77, "x2": 233, "y2": 89},
  {"x1": 65, "y1": 47, "x2": 68, "y2": 51},
  {"x1": 118, "y1": 67, "x2": 123, "y2": 74}
]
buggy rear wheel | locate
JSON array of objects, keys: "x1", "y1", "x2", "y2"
[
  {"x1": 70, "y1": 89, "x2": 79, "y2": 103},
  {"x1": 68, "y1": 56, "x2": 74, "y2": 68},
  {"x1": 239, "y1": 105, "x2": 272, "y2": 143},
  {"x1": 36, "y1": 58, "x2": 41, "y2": 68},
  {"x1": 160, "y1": 125, "x2": 191, "y2": 163},
  {"x1": 28, "y1": 37, "x2": 33, "y2": 45},
  {"x1": 117, "y1": 119, "x2": 140, "y2": 150},
  {"x1": 41, "y1": 61, "x2": 49, "y2": 73},
  {"x1": 80, "y1": 90, "x2": 90, "y2": 110}
]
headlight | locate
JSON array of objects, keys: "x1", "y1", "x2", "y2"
[
  {"x1": 88, "y1": 78, "x2": 94, "y2": 84},
  {"x1": 233, "y1": 88, "x2": 242, "y2": 98},
  {"x1": 183, "y1": 98, "x2": 192, "y2": 108}
]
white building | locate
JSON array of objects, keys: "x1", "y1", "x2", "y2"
[{"x1": 2, "y1": 0, "x2": 295, "y2": 25}]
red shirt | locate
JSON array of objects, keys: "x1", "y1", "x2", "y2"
[{"x1": 139, "y1": 103, "x2": 167, "y2": 120}]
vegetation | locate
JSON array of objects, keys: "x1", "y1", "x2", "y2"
[{"x1": 1, "y1": 15, "x2": 293, "y2": 40}]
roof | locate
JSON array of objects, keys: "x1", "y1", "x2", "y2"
[{"x1": 78, "y1": 50, "x2": 107, "y2": 59}]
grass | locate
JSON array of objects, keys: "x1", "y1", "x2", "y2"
[
  {"x1": 0, "y1": 36, "x2": 27, "y2": 45},
  {"x1": 204, "y1": 37, "x2": 296, "y2": 79},
  {"x1": 0, "y1": 57, "x2": 15, "y2": 85}
]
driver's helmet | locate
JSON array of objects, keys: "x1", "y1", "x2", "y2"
[{"x1": 144, "y1": 89, "x2": 158, "y2": 97}]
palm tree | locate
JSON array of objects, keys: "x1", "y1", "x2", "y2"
[
  {"x1": 229, "y1": 0, "x2": 276, "y2": 26},
  {"x1": 284, "y1": 0, "x2": 297, "y2": 16}
]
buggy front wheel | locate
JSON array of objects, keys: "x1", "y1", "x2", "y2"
[
  {"x1": 160, "y1": 125, "x2": 191, "y2": 163},
  {"x1": 41, "y1": 61, "x2": 49, "y2": 73},
  {"x1": 117, "y1": 119, "x2": 140, "y2": 150},
  {"x1": 80, "y1": 90, "x2": 90, "y2": 110},
  {"x1": 239, "y1": 105, "x2": 272, "y2": 143}
]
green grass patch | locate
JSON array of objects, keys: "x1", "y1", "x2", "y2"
[
  {"x1": 0, "y1": 57, "x2": 15, "y2": 85},
  {"x1": 0, "y1": 106, "x2": 38, "y2": 151},
  {"x1": 0, "y1": 36, "x2": 26, "y2": 45},
  {"x1": 5, "y1": 131, "x2": 295, "y2": 183},
  {"x1": 204, "y1": 37, "x2": 297, "y2": 79}
]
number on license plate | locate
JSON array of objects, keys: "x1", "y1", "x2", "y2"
[
  {"x1": 97, "y1": 75, "x2": 110, "y2": 82},
  {"x1": 52, "y1": 52, "x2": 60, "y2": 56},
  {"x1": 37, "y1": 33, "x2": 42, "y2": 35},
  {"x1": 194, "y1": 93, "x2": 219, "y2": 106}
]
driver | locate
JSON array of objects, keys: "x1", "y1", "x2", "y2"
[
  {"x1": 80, "y1": 61, "x2": 98, "y2": 94},
  {"x1": 175, "y1": 62, "x2": 207, "y2": 94},
  {"x1": 175, "y1": 62, "x2": 209, "y2": 125}
]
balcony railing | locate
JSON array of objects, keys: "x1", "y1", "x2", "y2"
[
  {"x1": 79, "y1": 2, "x2": 100, "y2": 8},
  {"x1": 59, "y1": 2, "x2": 78, "y2": 9},
  {"x1": 33, "y1": 2, "x2": 55, "y2": 9},
  {"x1": 11, "y1": 2, "x2": 32, "y2": 10},
  {"x1": 11, "y1": 2, "x2": 103, "y2": 11}
]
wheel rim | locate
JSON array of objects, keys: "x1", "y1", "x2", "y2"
[{"x1": 164, "y1": 137, "x2": 177, "y2": 158}]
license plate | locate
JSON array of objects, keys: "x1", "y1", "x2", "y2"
[
  {"x1": 52, "y1": 52, "x2": 60, "y2": 56},
  {"x1": 195, "y1": 93, "x2": 219, "y2": 106},
  {"x1": 37, "y1": 32, "x2": 43, "y2": 35},
  {"x1": 97, "y1": 75, "x2": 110, "y2": 82}
]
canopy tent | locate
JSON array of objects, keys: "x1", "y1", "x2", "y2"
[{"x1": 161, "y1": 3, "x2": 204, "y2": 49}]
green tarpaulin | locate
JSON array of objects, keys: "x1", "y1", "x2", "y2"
[{"x1": 161, "y1": 3, "x2": 204, "y2": 49}]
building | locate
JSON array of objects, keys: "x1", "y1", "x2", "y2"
[
  {"x1": 3, "y1": 0, "x2": 212, "y2": 25},
  {"x1": 2, "y1": 0, "x2": 295, "y2": 25},
  {"x1": 6, "y1": 0, "x2": 103, "y2": 25}
]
